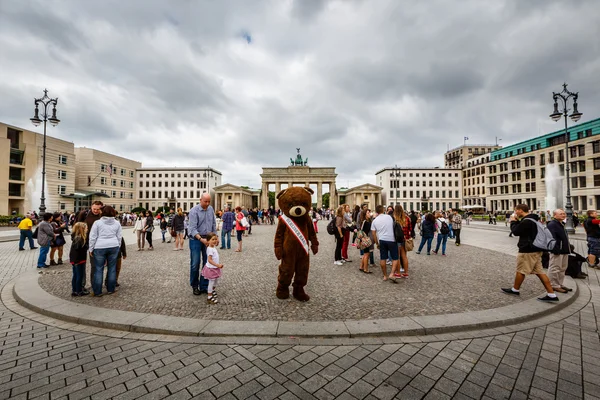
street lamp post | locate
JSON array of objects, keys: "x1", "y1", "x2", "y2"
[
  {"x1": 549, "y1": 83, "x2": 582, "y2": 234},
  {"x1": 30, "y1": 89, "x2": 60, "y2": 215}
]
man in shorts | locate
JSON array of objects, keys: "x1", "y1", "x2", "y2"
[
  {"x1": 501, "y1": 204, "x2": 557, "y2": 302},
  {"x1": 584, "y1": 210, "x2": 600, "y2": 268},
  {"x1": 371, "y1": 205, "x2": 400, "y2": 283}
]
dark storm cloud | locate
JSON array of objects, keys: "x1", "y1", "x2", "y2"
[{"x1": 0, "y1": 0, "x2": 599, "y2": 190}]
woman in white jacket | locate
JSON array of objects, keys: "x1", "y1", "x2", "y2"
[
  {"x1": 133, "y1": 213, "x2": 146, "y2": 251},
  {"x1": 88, "y1": 206, "x2": 122, "y2": 296}
]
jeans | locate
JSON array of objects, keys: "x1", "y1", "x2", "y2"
[
  {"x1": 418, "y1": 236, "x2": 433, "y2": 253},
  {"x1": 72, "y1": 263, "x2": 85, "y2": 293},
  {"x1": 220, "y1": 229, "x2": 231, "y2": 249},
  {"x1": 92, "y1": 246, "x2": 119, "y2": 295},
  {"x1": 189, "y1": 238, "x2": 208, "y2": 291},
  {"x1": 448, "y1": 224, "x2": 454, "y2": 239},
  {"x1": 37, "y1": 245, "x2": 50, "y2": 267},
  {"x1": 161, "y1": 230, "x2": 166, "y2": 241},
  {"x1": 435, "y1": 234, "x2": 448, "y2": 254},
  {"x1": 19, "y1": 230, "x2": 35, "y2": 249}
]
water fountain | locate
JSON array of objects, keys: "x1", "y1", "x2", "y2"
[
  {"x1": 544, "y1": 163, "x2": 564, "y2": 212},
  {"x1": 25, "y1": 167, "x2": 46, "y2": 214}
]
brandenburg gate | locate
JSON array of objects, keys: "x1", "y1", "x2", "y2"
[{"x1": 260, "y1": 149, "x2": 338, "y2": 210}]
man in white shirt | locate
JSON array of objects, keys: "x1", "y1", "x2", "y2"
[{"x1": 371, "y1": 205, "x2": 400, "y2": 282}]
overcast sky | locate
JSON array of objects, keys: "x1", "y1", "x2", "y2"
[{"x1": 1, "y1": 0, "x2": 599, "y2": 190}]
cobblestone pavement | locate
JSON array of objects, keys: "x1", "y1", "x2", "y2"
[
  {"x1": 37, "y1": 223, "x2": 539, "y2": 321},
  {"x1": 1, "y1": 224, "x2": 600, "y2": 399}
]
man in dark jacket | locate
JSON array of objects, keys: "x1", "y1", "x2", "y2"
[
  {"x1": 547, "y1": 209, "x2": 572, "y2": 293},
  {"x1": 501, "y1": 204, "x2": 558, "y2": 302},
  {"x1": 584, "y1": 210, "x2": 600, "y2": 268}
]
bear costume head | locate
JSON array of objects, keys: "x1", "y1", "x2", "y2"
[{"x1": 273, "y1": 186, "x2": 319, "y2": 301}]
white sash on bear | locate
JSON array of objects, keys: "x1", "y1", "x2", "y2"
[{"x1": 279, "y1": 215, "x2": 309, "y2": 255}]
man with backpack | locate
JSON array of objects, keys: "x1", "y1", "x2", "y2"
[
  {"x1": 501, "y1": 204, "x2": 558, "y2": 302},
  {"x1": 547, "y1": 209, "x2": 572, "y2": 293}
]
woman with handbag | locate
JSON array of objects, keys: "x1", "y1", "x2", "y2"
[
  {"x1": 133, "y1": 213, "x2": 146, "y2": 251},
  {"x1": 393, "y1": 205, "x2": 412, "y2": 278},
  {"x1": 143, "y1": 210, "x2": 155, "y2": 250},
  {"x1": 357, "y1": 209, "x2": 374, "y2": 273},
  {"x1": 234, "y1": 206, "x2": 246, "y2": 252},
  {"x1": 49, "y1": 212, "x2": 67, "y2": 265}
]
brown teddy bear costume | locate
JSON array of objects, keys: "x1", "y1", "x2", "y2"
[{"x1": 274, "y1": 187, "x2": 319, "y2": 301}]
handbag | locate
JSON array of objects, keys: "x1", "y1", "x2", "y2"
[
  {"x1": 355, "y1": 221, "x2": 373, "y2": 250},
  {"x1": 405, "y1": 237, "x2": 414, "y2": 252},
  {"x1": 240, "y1": 216, "x2": 250, "y2": 228},
  {"x1": 146, "y1": 224, "x2": 155, "y2": 233}
]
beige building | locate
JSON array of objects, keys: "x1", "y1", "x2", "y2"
[
  {"x1": 337, "y1": 184, "x2": 383, "y2": 208},
  {"x1": 486, "y1": 117, "x2": 600, "y2": 213},
  {"x1": 213, "y1": 184, "x2": 260, "y2": 210},
  {"x1": 74, "y1": 148, "x2": 141, "y2": 213},
  {"x1": 136, "y1": 167, "x2": 222, "y2": 212},
  {"x1": 444, "y1": 144, "x2": 501, "y2": 169},
  {"x1": 0, "y1": 122, "x2": 76, "y2": 215},
  {"x1": 462, "y1": 153, "x2": 492, "y2": 209},
  {"x1": 376, "y1": 167, "x2": 463, "y2": 212}
]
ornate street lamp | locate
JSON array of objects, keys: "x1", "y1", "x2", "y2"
[
  {"x1": 30, "y1": 89, "x2": 60, "y2": 215},
  {"x1": 549, "y1": 83, "x2": 582, "y2": 234}
]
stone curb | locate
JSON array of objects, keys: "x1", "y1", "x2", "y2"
[{"x1": 12, "y1": 270, "x2": 581, "y2": 338}]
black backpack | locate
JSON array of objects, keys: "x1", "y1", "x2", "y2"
[
  {"x1": 439, "y1": 219, "x2": 450, "y2": 235},
  {"x1": 393, "y1": 221, "x2": 405, "y2": 243},
  {"x1": 327, "y1": 219, "x2": 337, "y2": 235}
]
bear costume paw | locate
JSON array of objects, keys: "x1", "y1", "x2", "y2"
[
  {"x1": 292, "y1": 284, "x2": 310, "y2": 302},
  {"x1": 276, "y1": 283, "x2": 290, "y2": 299}
]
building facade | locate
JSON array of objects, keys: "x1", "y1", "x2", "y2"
[
  {"x1": 462, "y1": 153, "x2": 492, "y2": 209},
  {"x1": 376, "y1": 167, "x2": 463, "y2": 212},
  {"x1": 486, "y1": 117, "x2": 600, "y2": 213},
  {"x1": 74, "y1": 148, "x2": 141, "y2": 213},
  {"x1": 136, "y1": 167, "x2": 222, "y2": 212},
  {"x1": 213, "y1": 184, "x2": 259, "y2": 210},
  {"x1": 444, "y1": 144, "x2": 501, "y2": 169},
  {"x1": 0, "y1": 122, "x2": 76, "y2": 215}
]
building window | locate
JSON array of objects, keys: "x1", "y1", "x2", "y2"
[
  {"x1": 120, "y1": 180, "x2": 125, "y2": 187},
  {"x1": 540, "y1": 154, "x2": 545, "y2": 165},
  {"x1": 112, "y1": 179, "x2": 117, "y2": 186},
  {"x1": 139, "y1": 191, "x2": 143, "y2": 198},
  {"x1": 580, "y1": 176, "x2": 587, "y2": 188},
  {"x1": 130, "y1": 182, "x2": 134, "y2": 188},
  {"x1": 100, "y1": 177, "x2": 106, "y2": 185},
  {"x1": 120, "y1": 192, "x2": 124, "y2": 198},
  {"x1": 594, "y1": 158, "x2": 600, "y2": 170},
  {"x1": 593, "y1": 142, "x2": 600, "y2": 154},
  {"x1": 120, "y1": 168, "x2": 126, "y2": 176},
  {"x1": 58, "y1": 155, "x2": 68, "y2": 165},
  {"x1": 130, "y1": 171, "x2": 134, "y2": 178},
  {"x1": 112, "y1": 191, "x2": 116, "y2": 197},
  {"x1": 594, "y1": 175, "x2": 600, "y2": 187},
  {"x1": 100, "y1": 164, "x2": 106, "y2": 172},
  {"x1": 57, "y1": 170, "x2": 67, "y2": 180},
  {"x1": 57, "y1": 185, "x2": 66, "y2": 195}
]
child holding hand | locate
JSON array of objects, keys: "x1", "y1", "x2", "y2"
[
  {"x1": 70, "y1": 222, "x2": 89, "y2": 297},
  {"x1": 201, "y1": 232, "x2": 223, "y2": 304}
]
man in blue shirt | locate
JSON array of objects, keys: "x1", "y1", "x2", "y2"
[
  {"x1": 220, "y1": 206, "x2": 234, "y2": 250},
  {"x1": 188, "y1": 193, "x2": 217, "y2": 295}
]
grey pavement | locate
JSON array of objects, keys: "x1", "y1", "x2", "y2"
[{"x1": 1, "y1": 223, "x2": 600, "y2": 399}]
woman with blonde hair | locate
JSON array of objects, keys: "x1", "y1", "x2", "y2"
[
  {"x1": 393, "y1": 205, "x2": 412, "y2": 278},
  {"x1": 171, "y1": 207, "x2": 186, "y2": 251},
  {"x1": 70, "y1": 222, "x2": 88, "y2": 296}
]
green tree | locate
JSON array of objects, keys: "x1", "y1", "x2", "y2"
[
  {"x1": 322, "y1": 193, "x2": 330, "y2": 208},
  {"x1": 268, "y1": 191, "x2": 275, "y2": 208}
]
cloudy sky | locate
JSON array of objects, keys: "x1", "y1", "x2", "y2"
[{"x1": 1, "y1": 0, "x2": 599, "y2": 190}]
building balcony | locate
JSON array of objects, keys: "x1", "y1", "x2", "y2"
[{"x1": 9, "y1": 147, "x2": 25, "y2": 166}]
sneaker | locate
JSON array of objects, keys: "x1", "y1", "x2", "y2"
[
  {"x1": 426, "y1": 252, "x2": 430, "y2": 255},
  {"x1": 343, "y1": 259, "x2": 352, "y2": 263},
  {"x1": 31, "y1": 247, "x2": 38, "y2": 250},
  {"x1": 415, "y1": 251, "x2": 421, "y2": 254},
  {"x1": 19, "y1": 248, "x2": 25, "y2": 251},
  {"x1": 37, "y1": 265, "x2": 50, "y2": 269},
  {"x1": 400, "y1": 268, "x2": 405, "y2": 273},
  {"x1": 538, "y1": 295, "x2": 559, "y2": 302},
  {"x1": 456, "y1": 243, "x2": 460, "y2": 246},
  {"x1": 334, "y1": 261, "x2": 343, "y2": 265},
  {"x1": 351, "y1": 243, "x2": 357, "y2": 247},
  {"x1": 193, "y1": 288, "x2": 201, "y2": 295},
  {"x1": 401, "y1": 273, "x2": 409, "y2": 278},
  {"x1": 501, "y1": 288, "x2": 520, "y2": 296},
  {"x1": 81, "y1": 289, "x2": 90, "y2": 295},
  {"x1": 442, "y1": 254, "x2": 447, "y2": 256},
  {"x1": 432, "y1": 251, "x2": 438, "y2": 255},
  {"x1": 386, "y1": 260, "x2": 392, "y2": 265},
  {"x1": 560, "y1": 286, "x2": 573, "y2": 292}
]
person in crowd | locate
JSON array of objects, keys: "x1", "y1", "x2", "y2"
[
  {"x1": 69, "y1": 222, "x2": 88, "y2": 297},
  {"x1": 201, "y1": 232, "x2": 223, "y2": 304},
  {"x1": 334, "y1": 206, "x2": 345, "y2": 265},
  {"x1": 160, "y1": 214, "x2": 168, "y2": 243},
  {"x1": 547, "y1": 209, "x2": 572, "y2": 293},
  {"x1": 18, "y1": 213, "x2": 37, "y2": 251},
  {"x1": 143, "y1": 210, "x2": 154, "y2": 250},
  {"x1": 341, "y1": 204, "x2": 353, "y2": 262},
  {"x1": 88, "y1": 206, "x2": 122, "y2": 297},
  {"x1": 351, "y1": 205, "x2": 361, "y2": 246},
  {"x1": 184, "y1": 212, "x2": 190, "y2": 239},
  {"x1": 572, "y1": 212, "x2": 580, "y2": 232},
  {"x1": 36, "y1": 212, "x2": 55, "y2": 269},
  {"x1": 133, "y1": 213, "x2": 146, "y2": 251},
  {"x1": 433, "y1": 211, "x2": 449, "y2": 256},
  {"x1": 358, "y1": 208, "x2": 374, "y2": 273},
  {"x1": 77, "y1": 201, "x2": 104, "y2": 289},
  {"x1": 393, "y1": 205, "x2": 412, "y2": 278},
  {"x1": 188, "y1": 193, "x2": 217, "y2": 295},
  {"x1": 166, "y1": 208, "x2": 176, "y2": 243},
  {"x1": 446, "y1": 209, "x2": 454, "y2": 239},
  {"x1": 501, "y1": 204, "x2": 557, "y2": 302},
  {"x1": 171, "y1": 208, "x2": 186, "y2": 251},
  {"x1": 371, "y1": 205, "x2": 400, "y2": 282},
  {"x1": 312, "y1": 208, "x2": 319, "y2": 234},
  {"x1": 452, "y1": 210, "x2": 462, "y2": 246},
  {"x1": 409, "y1": 211, "x2": 418, "y2": 239},
  {"x1": 106, "y1": 236, "x2": 127, "y2": 288},
  {"x1": 566, "y1": 244, "x2": 588, "y2": 279},
  {"x1": 416, "y1": 213, "x2": 436, "y2": 255},
  {"x1": 220, "y1": 206, "x2": 234, "y2": 250},
  {"x1": 357, "y1": 204, "x2": 374, "y2": 266},
  {"x1": 584, "y1": 210, "x2": 600, "y2": 268},
  {"x1": 49, "y1": 212, "x2": 67, "y2": 265},
  {"x1": 234, "y1": 206, "x2": 246, "y2": 252}
]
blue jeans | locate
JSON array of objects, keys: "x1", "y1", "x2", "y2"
[
  {"x1": 19, "y1": 230, "x2": 35, "y2": 249},
  {"x1": 189, "y1": 238, "x2": 209, "y2": 291},
  {"x1": 220, "y1": 229, "x2": 231, "y2": 249},
  {"x1": 92, "y1": 247, "x2": 119, "y2": 295},
  {"x1": 72, "y1": 263, "x2": 85, "y2": 293},
  {"x1": 435, "y1": 234, "x2": 448, "y2": 254},
  {"x1": 418, "y1": 236, "x2": 433, "y2": 253},
  {"x1": 448, "y1": 225, "x2": 454, "y2": 239},
  {"x1": 37, "y1": 245, "x2": 50, "y2": 267}
]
